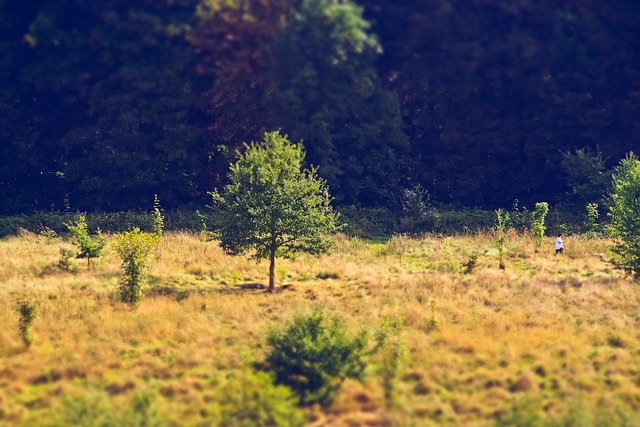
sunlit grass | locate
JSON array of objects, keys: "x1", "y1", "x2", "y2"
[{"x1": 1, "y1": 231, "x2": 639, "y2": 426}]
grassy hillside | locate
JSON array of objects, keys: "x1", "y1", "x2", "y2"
[{"x1": 1, "y1": 231, "x2": 639, "y2": 426}]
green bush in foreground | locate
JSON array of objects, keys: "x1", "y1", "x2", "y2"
[
  {"x1": 23, "y1": 389, "x2": 168, "y2": 427},
  {"x1": 259, "y1": 307, "x2": 373, "y2": 406},
  {"x1": 208, "y1": 371, "x2": 306, "y2": 427},
  {"x1": 496, "y1": 395, "x2": 637, "y2": 427}
]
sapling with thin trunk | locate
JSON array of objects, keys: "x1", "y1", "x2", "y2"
[
  {"x1": 67, "y1": 214, "x2": 107, "y2": 269},
  {"x1": 531, "y1": 202, "x2": 549, "y2": 252},
  {"x1": 113, "y1": 228, "x2": 160, "y2": 306},
  {"x1": 495, "y1": 208, "x2": 510, "y2": 269}
]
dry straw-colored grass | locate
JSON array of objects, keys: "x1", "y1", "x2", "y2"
[{"x1": 1, "y1": 231, "x2": 640, "y2": 426}]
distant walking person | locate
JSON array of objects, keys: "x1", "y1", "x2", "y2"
[{"x1": 555, "y1": 233, "x2": 564, "y2": 255}]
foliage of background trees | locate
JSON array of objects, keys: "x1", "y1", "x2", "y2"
[{"x1": 1, "y1": 0, "x2": 639, "y2": 215}]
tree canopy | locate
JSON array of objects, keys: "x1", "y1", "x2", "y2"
[{"x1": 211, "y1": 130, "x2": 341, "y2": 291}]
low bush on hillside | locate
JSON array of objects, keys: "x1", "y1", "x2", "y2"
[
  {"x1": 207, "y1": 371, "x2": 306, "y2": 427},
  {"x1": 258, "y1": 307, "x2": 376, "y2": 406},
  {"x1": 24, "y1": 389, "x2": 168, "y2": 427}
]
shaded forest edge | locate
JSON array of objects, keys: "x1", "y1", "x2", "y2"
[
  {"x1": 1, "y1": 0, "x2": 639, "y2": 214},
  {"x1": 0, "y1": 204, "x2": 593, "y2": 240}
]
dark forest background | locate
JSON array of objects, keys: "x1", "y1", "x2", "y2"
[{"x1": 1, "y1": 0, "x2": 639, "y2": 216}]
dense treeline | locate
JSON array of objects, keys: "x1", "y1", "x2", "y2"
[{"x1": 1, "y1": 0, "x2": 639, "y2": 215}]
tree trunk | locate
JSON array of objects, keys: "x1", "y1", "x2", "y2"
[{"x1": 268, "y1": 247, "x2": 276, "y2": 292}]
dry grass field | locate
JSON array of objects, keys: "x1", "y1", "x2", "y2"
[{"x1": 1, "y1": 230, "x2": 640, "y2": 426}]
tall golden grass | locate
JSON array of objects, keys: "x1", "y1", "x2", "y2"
[{"x1": 1, "y1": 230, "x2": 639, "y2": 426}]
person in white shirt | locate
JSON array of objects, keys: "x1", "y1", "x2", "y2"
[{"x1": 555, "y1": 233, "x2": 564, "y2": 255}]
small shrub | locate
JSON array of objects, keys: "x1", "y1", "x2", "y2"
[
  {"x1": 607, "y1": 335, "x2": 625, "y2": 348},
  {"x1": 29, "y1": 389, "x2": 169, "y2": 427},
  {"x1": 531, "y1": 202, "x2": 549, "y2": 252},
  {"x1": 426, "y1": 299, "x2": 439, "y2": 331},
  {"x1": 509, "y1": 199, "x2": 530, "y2": 232},
  {"x1": 316, "y1": 271, "x2": 339, "y2": 280},
  {"x1": 16, "y1": 299, "x2": 37, "y2": 348},
  {"x1": 40, "y1": 247, "x2": 78, "y2": 276},
  {"x1": 207, "y1": 371, "x2": 306, "y2": 427},
  {"x1": 195, "y1": 209, "x2": 217, "y2": 241},
  {"x1": 57, "y1": 248, "x2": 77, "y2": 272},
  {"x1": 113, "y1": 228, "x2": 160, "y2": 306},
  {"x1": 377, "y1": 314, "x2": 406, "y2": 411},
  {"x1": 152, "y1": 194, "x2": 164, "y2": 238},
  {"x1": 67, "y1": 214, "x2": 107, "y2": 269},
  {"x1": 259, "y1": 307, "x2": 373, "y2": 406},
  {"x1": 38, "y1": 226, "x2": 58, "y2": 239},
  {"x1": 585, "y1": 202, "x2": 600, "y2": 236},
  {"x1": 495, "y1": 209, "x2": 510, "y2": 269},
  {"x1": 463, "y1": 252, "x2": 479, "y2": 274}
]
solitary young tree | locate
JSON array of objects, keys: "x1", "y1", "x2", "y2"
[
  {"x1": 608, "y1": 153, "x2": 640, "y2": 278},
  {"x1": 212, "y1": 131, "x2": 341, "y2": 292},
  {"x1": 67, "y1": 214, "x2": 107, "y2": 269},
  {"x1": 113, "y1": 228, "x2": 160, "y2": 306}
]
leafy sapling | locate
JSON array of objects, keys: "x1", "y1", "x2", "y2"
[
  {"x1": 152, "y1": 194, "x2": 164, "y2": 238},
  {"x1": 531, "y1": 202, "x2": 549, "y2": 253},
  {"x1": 427, "y1": 298, "x2": 439, "y2": 331},
  {"x1": 67, "y1": 214, "x2": 107, "y2": 269},
  {"x1": 585, "y1": 202, "x2": 599, "y2": 235},
  {"x1": 113, "y1": 228, "x2": 160, "y2": 306}
]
